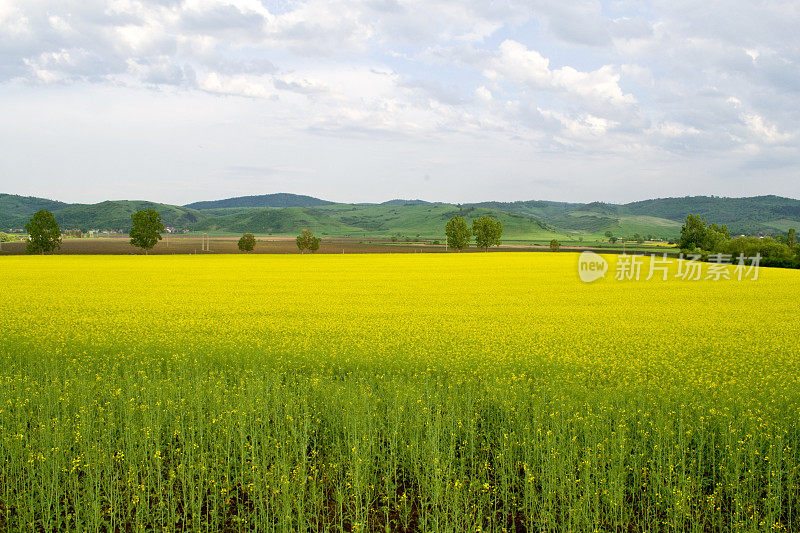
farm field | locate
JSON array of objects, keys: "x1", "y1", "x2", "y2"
[
  {"x1": 0, "y1": 235, "x2": 677, "y2": 256},
  {"x1": 1, "y1": 253, "x2": 799, "y2": 531},
  {"x1": 0, "y1": 237, "x2": 453, "y2": 255}
]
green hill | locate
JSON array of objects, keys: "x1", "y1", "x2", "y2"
[
  {"x1": 52, "y1": 201, "x2": 206, "y2": 231},
  {"x1": 380, "y1": 199, "x2": 434, "y2": 206},
  {"x1": 185, "y1": 193, "x2": 332, "y2": 210},
  {"x1": 466, "y1": 200, "x2": 678, "y2": 239},
  {"x1": 465, "y1": 200, "x2": 580, "y2": 220},
  {"x1": 191, "y1": 204, "x2": 562, "y2": 239},
  {"x1": 3, "y1": 193, "x2": 799, "y2": 239},
  {"x1": 623, "y1": 195, "x2": 800, "y2": 235},
  {"x1": 318, "y1": 204, "x2": 561, "y2": 239},
  {"x1": 0, "y1": 194, "x2": 69, "y2": 228},
  {"x1": 193, "y1": 207, "x2": 353, "y2": 235}
]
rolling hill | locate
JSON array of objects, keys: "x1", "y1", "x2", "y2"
[
  {"x1": 2, "y1": 193, "x2": 799, "y2": 239},
  {"x1": 52, "y1": 201, "x2": 205, "y2": 231},
  {"x1": 185, "y1": 193, "x2": 332, "y2": 210},
  {"x1": 623, "y1": 195, "x2": 800, "y2": 235},
  {"x1": 0, "y1": 194, "x2": 69, "y2": 228}
]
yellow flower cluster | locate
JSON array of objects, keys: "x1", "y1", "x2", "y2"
[{"x1": 0, "y1": 253, "x2": 798, "y2": 531}]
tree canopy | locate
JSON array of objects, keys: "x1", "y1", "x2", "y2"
[
  {"x1": 25, "y1": 209, "x2": 62, "y2": 254},
  {"x1": 296, "y1": 229, "x2": 320, "y2": 253},
  {"x1": 678, "y1": 214, "x2": 730, "y2": 251},
  {"x1": 238, "y1": 233, "x2": 256, "y2": 252},
  {"x1": 129, "y1": 209, "x2": 164, "y2": 252},
  {"x1": 472, "y1": 216, "x2": 503, "y2": 250},
  {"x1": 445, "y1": 215, "x2": 470, "y2": 250}
]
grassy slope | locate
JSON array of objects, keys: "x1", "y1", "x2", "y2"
[
  {"x1": 52, "y1": 201, "x2": 206, "y2": 231},
  {"x1": 193, "y1": 206, "x2": 355, "y2": 235},
  {"x1": 472, "y1": 196, "x2": 800, "y2": 238},
  {"x1": 193, "y1": 204, "x2": 565, "y2": 239},
  {"x1": 314, "y1": 203, "x2": 564, "y2": 239},
  {"x1": 467, "y1": 200, "x2": 680, "y2": 240},
  {"x1": 547, "y1": 212, "x2": 681, "y2": 240}
]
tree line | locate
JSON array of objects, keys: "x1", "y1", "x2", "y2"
[
  {"x1": 20, "y1": 208, "x2": 325, "y2": 254},
  {"x1": 445, "y1": 215, "x2": 504, "y2": 251},
  {"x1": 23, "y1": 207, "x2": 798, "y2": 265},
  {"x1": 678, "y1": 214, "x2": 800, "y2": 268}
]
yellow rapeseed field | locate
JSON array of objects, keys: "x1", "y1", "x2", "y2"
[{"x1": 1, "y1": 253, "x2": 799, "y2": 531}]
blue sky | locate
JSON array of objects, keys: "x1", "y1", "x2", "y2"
[{"x1": 1, "y1": 0, "x2": 798, "y2": 204}]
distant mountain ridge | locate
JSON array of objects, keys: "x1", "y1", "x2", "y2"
[
  {"x1": 2, "y1": 192, "x2": 799, "y2": 238},
  {"x1": 185, "y1": 193, "x2": 332, "y2": 210},
  {"x1": 380, "y1": 199, "x2": 434, "y2": 206}
]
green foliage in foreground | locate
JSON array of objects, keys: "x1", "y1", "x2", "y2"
[{"x1": 25, "y1": 209, "x2": 62, "y2": 254}]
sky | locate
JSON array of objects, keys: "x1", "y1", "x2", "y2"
[{"x1": 0, "y1": 0, "x2": 798, "y2": 205}]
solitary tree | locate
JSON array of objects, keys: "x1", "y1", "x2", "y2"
[
  {"x1": 238, "y1": 233, "x2": 256, "y2": 252},
  {"x1": 472, "y1": 216, "x2": 503, "y2": 251},
  {"x1": 445, "y1": 215, "x2": 470, "y2": 250},
  {"x1": 789, "y1": 228, "x2": 796, "y2": 246},
  {"x1": 129, "y1": 209, "x2": 164, "y2": 254},
  {"x1": 549, "y1": 239, "x2": 560, "y2": 252},
  {"x1": 296, "y1": 229, "x2": 320, "y2": 253},
  {"x1": 25, "y1": 209, "x2": 62, "y2": 254}
]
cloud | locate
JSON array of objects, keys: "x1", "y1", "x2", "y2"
[
  {"x1": 741, "y1": 113, "x2": 792, "y2": 145},
  {"x1": 0, "y1": 0, "x2": 799, "y2": 203},
  {"x1": 484, "y1": 40, "x2": 637, "y2": 108},
  {"x1": 474, "y1": 85, "x2": 492, "y2": 102}
]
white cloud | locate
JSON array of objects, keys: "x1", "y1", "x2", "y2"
[
  {"x1": 485, "y1": 40, "x2": 636, "y2": 108},
  {"x1": 475, "y1": 85, "x2": 492, "y2": 102},
  {"x1": 742, "y1": 113, "x2": 792, "y2": 144},
  {"x1": 198, "y1": 72, "x2": 275, "y2": 98},
  {"x1": 0, "y1": 0, "x2": 799, "y2": 203}
]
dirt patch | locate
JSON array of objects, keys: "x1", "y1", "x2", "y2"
[{"x1": 0, "y1": 236, "x2": 666, "y2": 255}]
